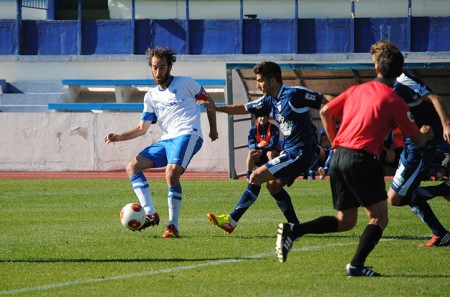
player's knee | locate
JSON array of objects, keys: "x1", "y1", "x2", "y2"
[
  {"x1": 266, "y1": 179, "x2": 282, "y2": 193},
  {"x1": 126, "y1": 160, "x2": 138, "y2": 176}
]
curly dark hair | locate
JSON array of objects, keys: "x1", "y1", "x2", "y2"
[
  {"x1": 145, "y1": 47, "x2": 177, "y2": 67},
  {"x1": 253, "y1": 61, "x2": 282, "y2": 84}
]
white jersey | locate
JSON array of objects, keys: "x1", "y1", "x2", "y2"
[{"x1": 141, "y1": 76, "x2": 204, "y2": 140}]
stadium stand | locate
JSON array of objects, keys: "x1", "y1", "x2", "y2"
[{"x1": 62, "y1": 79, "x2": 226, "y2": 103}]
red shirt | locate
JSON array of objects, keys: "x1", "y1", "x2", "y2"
[{"x1": 326, "y1": 80, "x2": 419, "y2": 156}]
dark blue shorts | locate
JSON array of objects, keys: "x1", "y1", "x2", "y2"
[
  {"x1": 265, "y1": 145, "x2": 317, "y2": 186},
  {"x1": 390, "y1": 146, "x2": 436, "y2": 197}
]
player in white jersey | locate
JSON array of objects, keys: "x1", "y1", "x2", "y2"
[{"x1": 104, "y1": 47, "x2": 218, "y2": 238}]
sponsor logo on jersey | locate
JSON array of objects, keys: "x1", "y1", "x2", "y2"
[{"x1": 305, "y1": 93, "x2": 316, "y2": 101}]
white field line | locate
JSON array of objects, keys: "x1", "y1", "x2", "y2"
[{"x1": 1, "y1": 240, "x2": 388, "y2": 295}]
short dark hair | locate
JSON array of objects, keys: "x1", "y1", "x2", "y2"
[
  {"x1": 378, "y1": 47, "x2": 404, "y2": 79},
  {"x1": 145, "y1": 47, "x2": 177, "y2": 67},
  {"x1": 253, "y1": 61, "x2": 283, "y2": 84}
]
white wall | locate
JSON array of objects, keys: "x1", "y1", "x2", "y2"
[
  {"x1": 0, "y1": 56, "x2": 227, "y2": 82},
  {"x1": 0, "y1": 111, "x2": 229, "y2": 172},
  {"x1": 108, "y1": 0, "x2": 450, "y2": 20},
  {"x1": 0, "y1": 0, "x2": 449, "y2": 20},
  {"x1": 0, "y1": 3, "x2": 46, "y2": 20}
]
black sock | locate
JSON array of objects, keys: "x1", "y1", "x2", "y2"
[
  {"x1": 350, "y1": 224, "x2": 382, "y2": 267},
  {"x1": 292, "y1": 216, "x2": 338, "y2": 238}
]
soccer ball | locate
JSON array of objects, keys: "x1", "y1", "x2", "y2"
[{"x1": 120, "y1": 203, "x2": 146, "y2": 231}]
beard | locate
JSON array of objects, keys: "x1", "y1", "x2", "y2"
[{"x1": 154, "y1": 73, "x2": 171, "y2": 86}]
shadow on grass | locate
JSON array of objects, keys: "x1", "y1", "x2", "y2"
[
  {"x1": 0, "y1": 256, "x2": 254, "y2": 264},
  {"x1": 380, "y1": 274, "x2": 450, "y2": 278},
  {"x1": 215, "y1": 234, "x2": 430, "y2": 240}
]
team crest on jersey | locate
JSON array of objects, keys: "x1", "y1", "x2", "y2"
[{"x1": 280, "y1": 120, "x2": 293, "y2": 136}]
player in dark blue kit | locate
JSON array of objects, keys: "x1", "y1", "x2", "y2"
[
  {"x1": 199, "y1": 61, "x2": 333, "y2": 233},
  {"x1": 372, "y1": 40, "x2": 450, "y2": 247}
]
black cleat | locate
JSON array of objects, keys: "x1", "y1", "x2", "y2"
[
  {"x1": 135, "y1": 212, "x2": 160, "y2": 231},
  {"x1": 346, "y1": 264, "x2": 381, "y2": 277},
  {"x1": 276, "y1": 223, "x2": 294, "y2": 263}
]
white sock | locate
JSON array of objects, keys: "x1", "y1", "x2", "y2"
[
  {"x1": 168, "y1": 198, "x2": 181, "y2": 228},
  {"x1": 131, "y1": 175, "x2": 155, "y2": 215}
]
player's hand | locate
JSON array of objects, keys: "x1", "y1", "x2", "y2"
[
  {"x1": 209, "y1": 130, "x2": 219, "y2": 141},
  {"x1": 420, "y1": 125, "x2": 434, "y2": 141},
  {"x1": 104, "y1": 133, "x2": 118, "y2": 144},
  {"x1": 197, "y1": 98, "x2": 217, "y2": 111},
  {"x1": 442, "y1": 124, "x2": 450, "y2": 144},
  {"x1": 259, "y1": 141, "x2": 268, "y2": 148}
]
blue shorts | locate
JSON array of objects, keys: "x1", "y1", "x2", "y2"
[
  {"x1": 265, "y1": 145, "x2": 317, "y2": 186},
  {"x1": 390, "y1": 146, "x2": 436, "y2": 197},
  {"x1": 139, "y1": 134, "x2": 203, "y2": 170}
]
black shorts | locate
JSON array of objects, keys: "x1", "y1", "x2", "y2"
[{"x1": 330, "y1": 147, "x2": 387, "y2": 210}]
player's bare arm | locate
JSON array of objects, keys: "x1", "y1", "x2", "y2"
[
  {"x1": 322, "y1": 94, "x2": 335, "y2": 104},
  {"x1": 216, "y1": 104, "x2": 249, "y2": 115},
  {"x1": 104, "y1": 120, "x2": 151, "y2": 144},
  {"x1": 198, "y1": 99, "x2": 249, "y2": 115},
  {"x1": 319, "y1": 105, "x2": 337, "y2": 144},
  {"x1": 424, "y1": 92, "x2": 450, "y2": 143},
  {"x1": 206, "y1": 96, "x2": 219, "y2": 141}
]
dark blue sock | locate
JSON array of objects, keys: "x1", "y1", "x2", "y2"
[
  {"x1": 410, "y1": 202, "x2": 448, "y2": 236},
  {"x1": 272, "y1": 189, "x2": 299, "y2": 224},
  {"x1": 230, "y1": 183, "x2": 261, "y2": 222},
  {"x1": 419, "y1": 179, "x2": 450, "y2": 200}
]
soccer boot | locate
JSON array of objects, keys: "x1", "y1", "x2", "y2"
[
  {"x1": 419, "y1": 233, "x2": 450, "y2": 247},
  {"x1": 207, "y1": 213, "x2": 235, "y2": 234},
  {"x1": 136, "y1": 212, "x2": 160, "y2": 231},
  {"x1": 163, "y1": 224, "x2": 180, "y2": 238},
  {"x1": 346, "y1": 264, "x2": 381, "y2": 277},
  {"x1": 276, "y1": 223, "x2": 294, "y2": 263}
]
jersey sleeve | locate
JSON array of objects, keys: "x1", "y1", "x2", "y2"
[
  {"x1": 395, "y1": 73, "x2": 431, "y2": 103},
  {"x1": 182, "y1": 77, "x2": 204, "y2": 99},
  {"x1": 246, "y1": 96, "x2": 272, "y2": 117},
  {"x1": 290, "y1": 86, "x2": 323, "y2": 110},
  {"x1": 324, "y1": 87, "x2": 350, "y2": 119},
  {"x1": 141, "y1": 92, "x2": 157, "y2": 123}
]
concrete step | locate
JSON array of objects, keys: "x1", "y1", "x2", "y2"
[
  {"x1": 1, "y1": 93, "x2": 63, "y2": 105},
  {"x1": 7, "y1": 80, "x2": 64, "y2": 94},
  {"x1": 0, "y1": 105, "x2": 48, "y2": 112}
]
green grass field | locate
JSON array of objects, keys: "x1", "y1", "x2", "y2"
[{"x1": 0, "y1": 178, "x2": 449, "y2": 296}]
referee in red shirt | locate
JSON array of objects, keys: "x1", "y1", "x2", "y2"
[{"x1": 276, "y1": 47, "x2": 434, "y2": 277}]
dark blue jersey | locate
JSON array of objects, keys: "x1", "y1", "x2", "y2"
[
  {"x1": 395, "y1": 72, "x2": 443, "y2": 147},
  {"x1": 246, "y1": 85, "x2": 323, "y2": 150}
]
